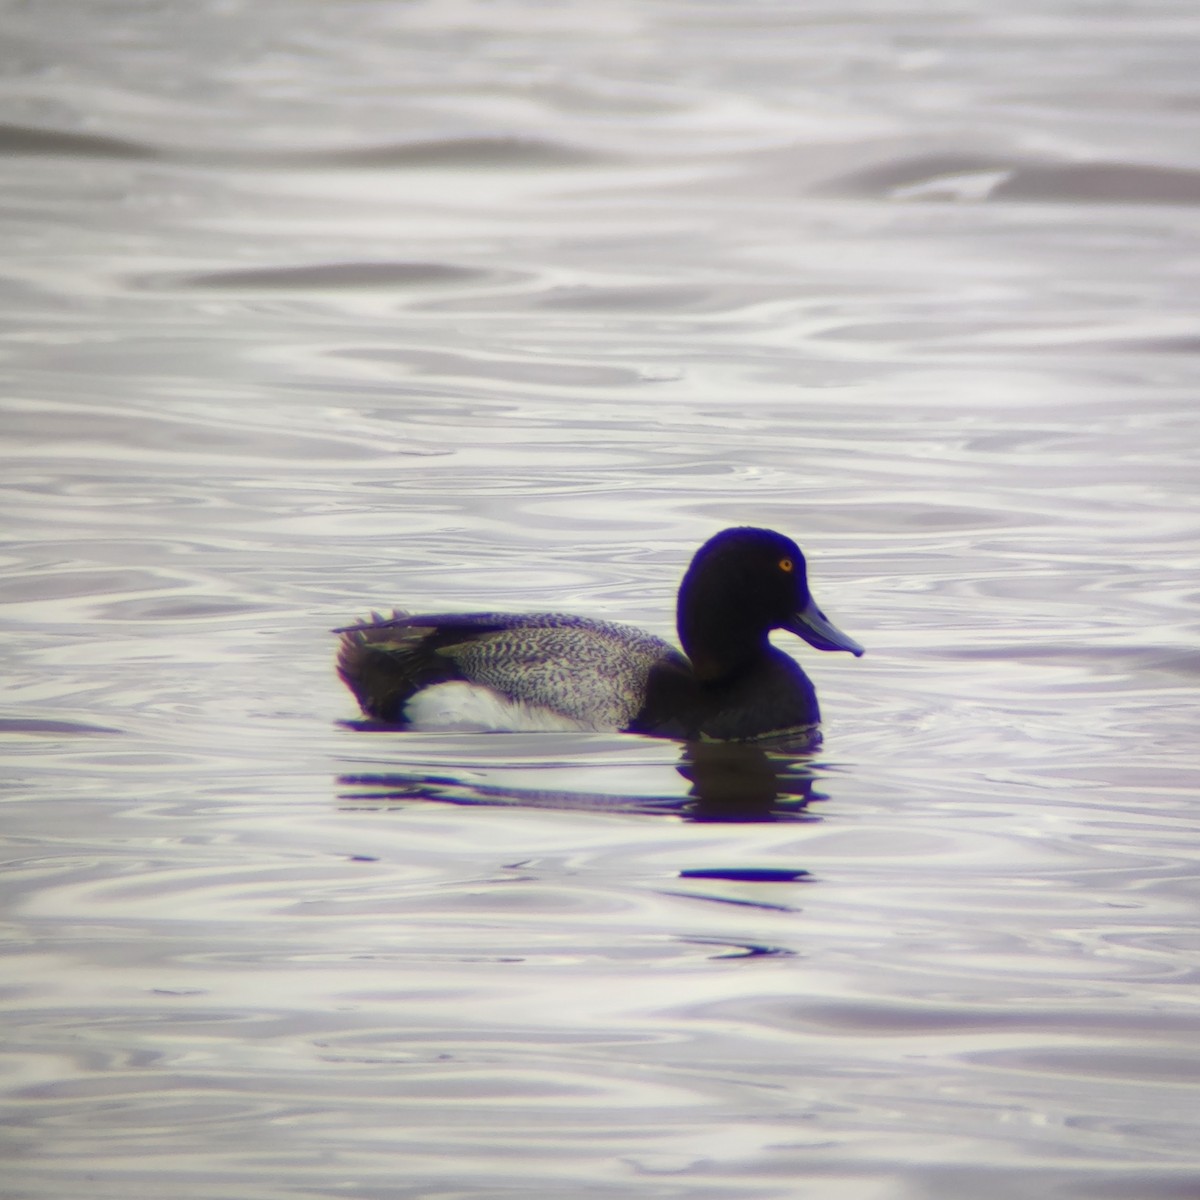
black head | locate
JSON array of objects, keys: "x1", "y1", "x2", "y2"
[{"x1": 677, "y1": 527, "x2": 862, "y2": 681}]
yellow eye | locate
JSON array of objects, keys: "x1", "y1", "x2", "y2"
[{"x1": 779, "y1": 557, "x2": 794, "y2": 573}]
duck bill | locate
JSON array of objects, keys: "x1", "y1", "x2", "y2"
[{"x1": 785, "y1": 598, "x2": 864, "y2": 656}]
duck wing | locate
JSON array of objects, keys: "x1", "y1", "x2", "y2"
[{"x1": 337, "y1": 611, "x2": 686, "y2": 729}]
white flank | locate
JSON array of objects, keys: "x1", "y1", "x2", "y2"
[{"x1": 403, "y1": 681, "x2": 602, "y2": 733}]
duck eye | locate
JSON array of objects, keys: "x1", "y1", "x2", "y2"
[{"x1": 778, "y1": 557, "x2": 794, "y2": 573}]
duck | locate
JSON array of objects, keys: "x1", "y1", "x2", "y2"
[{"x1": 335, "y1": 526, "x2": 863, "y2": 741}]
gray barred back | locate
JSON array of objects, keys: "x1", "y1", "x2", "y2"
[{"x1": 438, "y1": 616, "x2": 683, "y2": 730}]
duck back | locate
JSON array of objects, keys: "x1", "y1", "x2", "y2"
[{"x1": 337, "y1": 611, "x2": 686, "y2": 730}]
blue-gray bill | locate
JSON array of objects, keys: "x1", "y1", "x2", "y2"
[{"x1": 785, "y1": 598, "x2": 864, "y2": 657}]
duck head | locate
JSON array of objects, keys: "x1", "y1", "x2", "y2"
[{"x1": 676, "y1": 526, "x2": 863, "y2": 681}]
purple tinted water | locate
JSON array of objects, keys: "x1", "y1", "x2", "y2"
[{"x1": 2, "y1": 2, "x2": 1199, "y2": 1197}]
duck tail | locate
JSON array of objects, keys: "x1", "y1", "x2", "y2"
[{"x1": 335, "y1": 610, "x2": 457, "y2": 723}]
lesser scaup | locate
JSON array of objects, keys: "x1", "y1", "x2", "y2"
[{"x1": 336, "y1": 526, "x2": 862, "y2": 740}]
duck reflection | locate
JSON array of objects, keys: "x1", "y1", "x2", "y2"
[
  {"x1": 678, "y1": 739, "x2": 819, "y2": 822},
  {"x1": 337, "y1": 735, "x2": 822, "y2": 823}
]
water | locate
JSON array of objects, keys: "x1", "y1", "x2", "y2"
[{"x1": 2, "y1": 1, "x2": 1199, "y2": 1197}]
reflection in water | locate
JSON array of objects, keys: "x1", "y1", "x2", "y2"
[
  {"x1": 337, "y1": 737, "x2": 822, "y2": 823},
  {"x1": 678, "y1": 739, "x2": 819, "y2": 822}
]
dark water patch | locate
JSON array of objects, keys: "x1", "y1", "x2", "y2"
[
  {"x1": 679, "y1": 867, "x2": 811, "y2": 883},
  {"x1": 0, "y1": 122, "x2": 158, "y2": 161},
  {"x1": 0, "y1": 125, "x2": 601, "y2": 173},
  {"x1": 815, "y1": 151, "x2": 1013, "y2": 198},
  {"x1": 3, "y1": 401, "x2": 397, "y2": 464},
  {"x1": 898, "y1": 1166, "x2": 1200, "y2": 1200},
  {"x1": 299, "y1": 135, "x2": 606, "y2": 170},
  {"x1": 0, "y1": 566, "x2": 172, "y2": 606},
  {"x1": 995, "y1": 162, "x2": 1200, "y2": 206},
  {"x1": 686, "y1": 996, "x2": 1200, "y2": 1038},
  {"x1": 1083, "y1": 1172, "x2": 1200, "y2": 1199},
  {"x1": 93, "y1": 595, "x2": 268, "y2": 622},
  {"x1": 335, "y1": 346, "x2": 645, "y2": 389},
  {"x1": 661, "y1": 887, "x2": 798, "y2": 914},
  {"x1": 679, "y1": 936, "x2": 796, "y2": 959},
  {"x1": 793, "y1": 500, "x2": 1027, "y2": 532},
  {"x1": 970, "y1": 1046, "x2": 1200, "y2": 1085},
  {"x1": 946, "y1": 644, "x2": 1200, "y2": 686},
  {"x1": 533, "y1": 283, "x2": 740, "y2": 314},
  {"x1": 1077, "y1": 334, "x2": 1200, "y2": 355},
  {"x1": 0, "y1": 718, "x2": 122, "y2": 737},
  {"x1": 819, "y1": 152, "x2": 1200, "y2": 206},
  {"x1": 177, "y1": 261, "x2": 496, "y2": 292}
]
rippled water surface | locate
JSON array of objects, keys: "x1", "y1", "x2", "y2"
[{"x1": 3, "y1": 2, "x2": 1200, "y2": 1197}]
